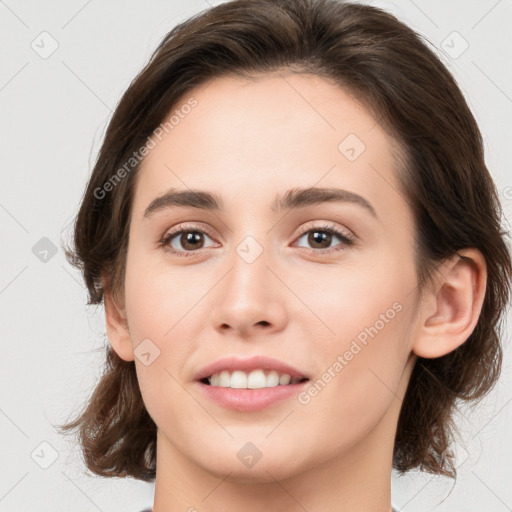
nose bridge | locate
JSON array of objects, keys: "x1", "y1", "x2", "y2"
[
  {"x1": 225, "y1": 232, "x2": 271, "y2": 302},
  {"x1": 211, "y1": 227, "x2": 283, "y2": 333},
  {"x1": 223, "y1": 205, "x2": 273, "y2": 285}
]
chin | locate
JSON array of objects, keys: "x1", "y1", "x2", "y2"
[
  {"x1": 201, "y1": 456, "x2": 304, "y2": 484},
  {"x1": 182, "y1": 434, "x2": 303, "y2": 480}
]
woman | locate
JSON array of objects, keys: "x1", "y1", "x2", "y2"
[{"x1": 57, "y1": 0, "x2": 512, "y2": 510}]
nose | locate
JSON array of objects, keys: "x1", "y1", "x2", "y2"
[{"x1": 211, "y1": 239, "x2": 287, "y2": 339}]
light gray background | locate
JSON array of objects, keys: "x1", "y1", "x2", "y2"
[{"x1": 1, "y1": 0, "x2": 511, "y2": 511}]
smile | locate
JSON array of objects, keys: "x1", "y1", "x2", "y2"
[{"x1": 203, "y1": 369, "x2": 308, "y2": 389}]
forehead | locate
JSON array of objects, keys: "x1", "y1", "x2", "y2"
[{"x1": 133, "y1": 73, "x2": 405, "y2": 218}]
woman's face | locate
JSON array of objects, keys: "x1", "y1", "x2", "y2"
[{"x1": 116, "y1": 73, "x2": 421, "y2": 483}]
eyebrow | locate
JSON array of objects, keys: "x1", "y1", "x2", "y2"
[{"x1": 143, "y1": 186, "x2": 377, "y2": 219}]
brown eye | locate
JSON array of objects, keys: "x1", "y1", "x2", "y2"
[
  {"x1": 295, "y1": 225, "x2": 354, "y2": 253},
  {"x1": 160, "y1": 222, "x2": 354, "y2": 258},
  {"x1": 305, "y1": 230, "x2": 334, "y2": 249},
  {"x1": 176, "y1": 231, "x2": 206, "y2": 251},
  {"x1": 160, "y1": 225, "x2": 217, "y2": 256}
]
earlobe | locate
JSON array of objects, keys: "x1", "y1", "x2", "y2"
[
  {"x1": 104, "y1": 288, "x2": 135, "y2": 362},
  {"x1": 412, "y1": 249, "x2": 487, "y2": 359}
]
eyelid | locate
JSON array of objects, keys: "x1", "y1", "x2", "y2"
[
  {"x1": 292, "y1": 222, "x2": 356, "y2": 254},
  {"x1": 162, "y1": 220, "x2": 354, "y2": 240},
  {"x1": 165, "y1": 221, "x2": 215, "y2": 238},
  {"x1": 159, "y1": 220, "x2": 356, "y2": 256},
  {"x1": 294, "y1": 220, "x2": 354, "y2": 240},
  {"x1": 159, "y1": 221, "x2": 219, "y2": 252}
]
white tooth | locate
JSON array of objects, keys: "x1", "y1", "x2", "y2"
[
  {"x1": 230, "y1": 370, "x2": 247, "y2": 388},
  {"x1": 219, "y1": 370, "x2": 231, "y2": 387},
  {"x1": 247, "y1": 369, "x2": 267, "y2": 389},
  {"x1": 266, "y1": 370, "x2": 280, "y2": 387},
  {"x1": 209, "y1": 369, "x2": 300, "y2": 388},
  {"x1": 279, "y1": 373, "x2": 291, "y2": 385}
]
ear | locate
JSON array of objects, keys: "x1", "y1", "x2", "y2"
[
  {"x1": 412, "y1": 248, "x2": 487, "y2": 359},
  {"x1": 103, "y1": 284, "x2": 134, "y2": 362}
]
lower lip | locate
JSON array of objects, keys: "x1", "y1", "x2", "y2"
[{"x1": 196, "y1": 380, "x2": 309, "y2": 411}]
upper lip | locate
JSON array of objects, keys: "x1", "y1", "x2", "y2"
[{"x1": 194, "y1": 356, "x2": 310, "y2": 381}]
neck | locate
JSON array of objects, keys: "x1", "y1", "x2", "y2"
[{"x1": 151, "y1": 405, "x2": 397, "y2": 512}]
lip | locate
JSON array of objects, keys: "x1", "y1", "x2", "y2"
[
  {"x1": 193, "y1": 355, "x2": 309, "y2": 382},
  {"x1": 196, "y1": 380, "x2": 309, "y2": 412}
]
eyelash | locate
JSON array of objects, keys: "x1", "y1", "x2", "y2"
[{"x1": 158, "y1": 222, "x2": 355, "y2": 257}]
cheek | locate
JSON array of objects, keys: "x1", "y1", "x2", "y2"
[
  {"x1": 302, "y1": 257, "x2": 415, "y2": 399},
  {"x1": 297, "y1": 300, "x2": 411, "y2": 446},
  {"x1": 312, "y1": 261, "x2": 409, "y2": 336},
  {"x1": 123, "y1": 249, "x2": 200, "y2": 341}
]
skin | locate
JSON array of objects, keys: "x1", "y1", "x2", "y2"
[{"x1": 104, "y1": 73, "x2": 487, "y2": 512}]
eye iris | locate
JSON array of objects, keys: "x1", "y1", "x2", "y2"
[
  {"x1": 309, "y1": 230, "x2": 331, "y2": 249},
  {"x1": 181, "y1": 231, "x2": 204, "y2": 250}
]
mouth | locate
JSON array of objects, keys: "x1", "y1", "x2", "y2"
[
  {"x1": 194, "y1": 355, "x2": 310, "y2": 387},
  {"x1": 194, "y1": 355, "x2": 310, "y2": 410},
  {"x1": 196, "y1": 370, "x2": 310, "y2": 412},
  {"x1": 199, "y1": 369, "x2": 310, "y2": 389}
]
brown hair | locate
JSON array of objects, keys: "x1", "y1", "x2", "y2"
[{"x1": 56, "y1": 0, "x2": 512, "y2": 482}]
